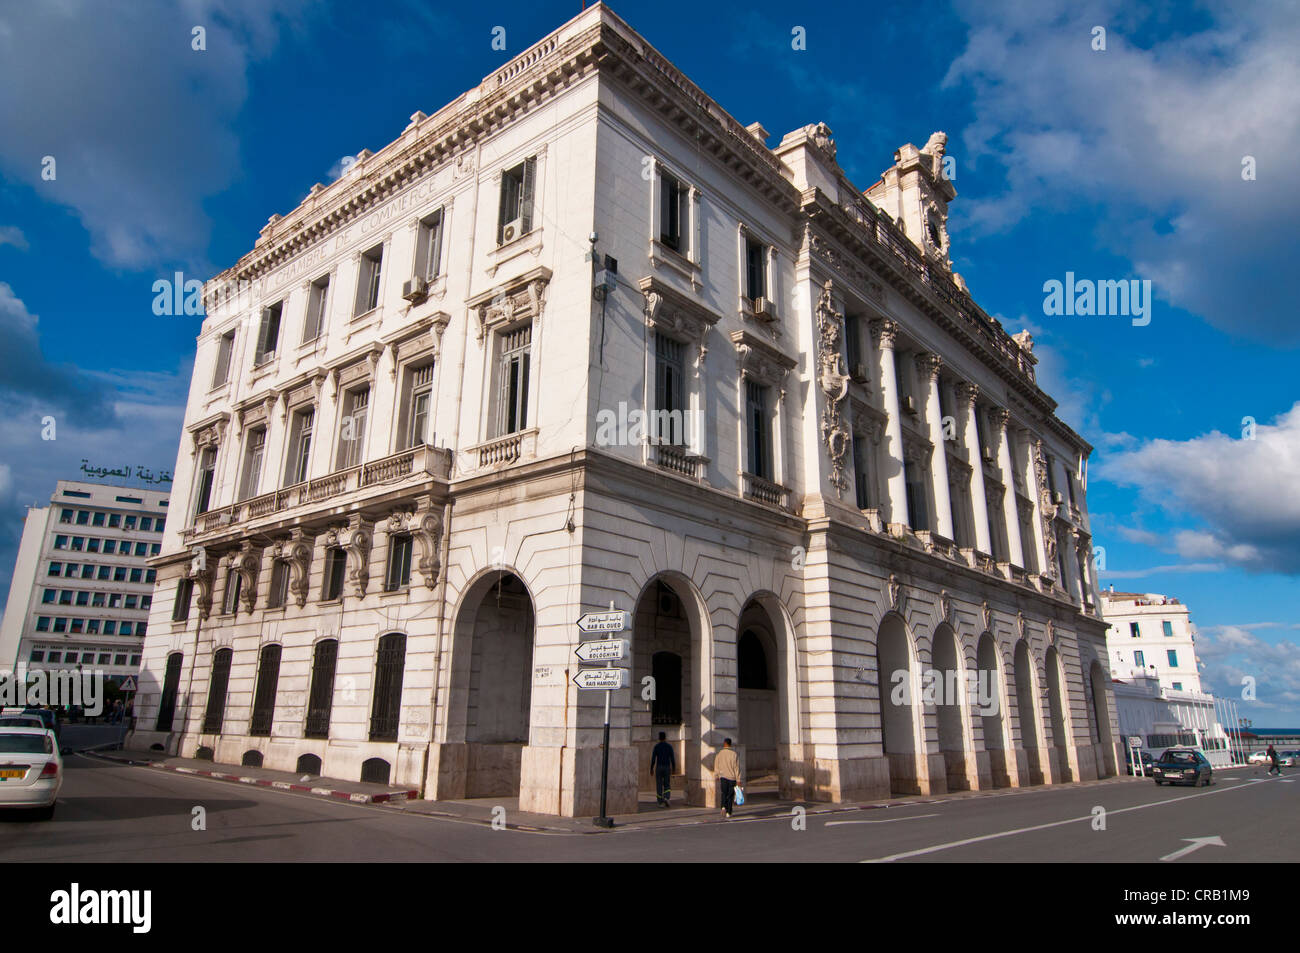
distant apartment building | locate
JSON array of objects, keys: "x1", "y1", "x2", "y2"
[
  {"x1": 0, "y1": 480, "x2": 169, "y2": 685},
  {"x1": 1100, "y1": 589, "x2": 1201, "y2": 691}
]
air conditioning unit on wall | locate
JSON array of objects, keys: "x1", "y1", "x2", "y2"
[
  {"x1": 501, "y1": 217, "x2": 523, "y2": 243},
  {"x1": 402, "y1": 276, "x2": 428, "y2": 302}
]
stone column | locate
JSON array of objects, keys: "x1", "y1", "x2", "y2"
[
  {"x1": 956, "y1": 383, "x2": 992, "y2": 554},
  {"x1": 990, "y1": 408, "x2": 1025, "y2": 567},
  {"x1": 918, "y1": 354, "x2": 953, "y2": 539},
  {"x1": 871, "y1": 319, "x2": 907, "y2": 527},
  {"x1": 1018, "y1": 429, "x2": 1047, "y2": 577}
]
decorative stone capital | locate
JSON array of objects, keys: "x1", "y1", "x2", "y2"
[
  {"x1": 915, "y1": 352, "x2": 942, "y2": 383},
  {"x1": 954, "y1": 381, "x2": 979, "y2": 408},
  {"x1": 869, "y1": 317, "x2": 898, "y2": 350}
]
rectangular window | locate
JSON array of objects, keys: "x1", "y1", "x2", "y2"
[
  {"x1": 267, "y1": 560, "x2": 290, "y2": 609},
  {"x1": 202, "y1": 648, "x2": 233, "y2": 734},
  {"x1": 108, "y1": 514, "x2": 121, "y2": 528},
  {"x1": 323, "y1": 547, "x2": 346, "y2": 601},
  {"x1": 130, "y1": 568, "x2": 143, "y2": 583},
  {"x1": 36, "y1": 618, "x2": 50, "y2": 633},
  {"x1": 92, "y1": 512, "x2": 105, "y2": 527},
  {"x1": 745, "y1": 381, "x2": 772, "y2": 481},
  {"x1": 42, "y1": 589, "x2": 56, "y2": 604},
  {"x1": 194, "y1": 446, "x2": 217, "y2": 516},
  {"x1": 97, "y1": 566, "x2": 111, "y2": 580},
  {"x1": 86, "y1": 539, "x2": 99, "y2": 553},
  {"x1": 70, "y1": 619, "x2": 84, "y2": 634},
  {"x1": 146, "y1": 569, "x2": 156, "y2": 583},
  {"x1": 497, "y1": 158, "x2": 535, "y2": 244},
  {"x1": 653, "y1": 334, "x2": 686, "y2": 446},
  {"x1": 47, "y1": 651, "x2": 62, "y2": 662},
  {"x1": 1172, "y1": 682, "x2": 1182, "y2": 691},
  {"x1": 140, "y1": 517, "x2": 152, "y2": 531},
  {"x1": 125, "y1": 515, "x2": 136, "y2": 530},
  {"x1": 659, "y1": 169, "x2": 689, "y2": 253},
  {"x1": 151, "y1": 543, "x2": 160, "y2": 556},
  {"x1": 386, "y1": 535, "x2": 413, "y2": 591},
  {"x1": 71, "y1": 537, "x2": 83, "y2": 551},
  {"x1": 249, "y1": 644, "x2": 282, "y2": 737},
  {"x1": 75, "y1": 591, "x2": 89, "y2": 606},
  {"x1": 745, "y1": 236, "x2": 766, "y2": 304},
  {"x1": 336, "y1": 387, "x2": 369, "y2": 470},
  {"x1": 495, "y1": 324, "x2": 531, "y2": 437},
  {"x1": 1135, "y1": 650, "x2": 1145, "y2": 667},
  {"x1": 98, "y1": 652, "x2": 111, "y2": 663},
  {"x1": 125, "y1": 595, "x2": 137, "y2": 609},
  {"x1": 853, "y1": 432, "x2": 873, "y2": 510},
  {"x1": 222, "y1": 569, "x2": 241, "y2": 615},
  {"x1": 134, "y1": 542, "x2": 147, "y2": 557},
  {"x1": 58, "y1": 590, "x2": 72, "y2": 605},
  {"x1": 212, "y1": 329, "x2": 235, "y2": 387},
  {"x1": 142, "y1": 594, "x2": 152, "y2": 609},
  {"x1": 239, "y1": 427, "x2": 267, "y2": 502},
  {"x1": 119, "y1": 622, "x2": 132, "y2": 636},
  {"x1": 1162, "y1": 620, "x2": 1174, "y2": 637},
  {"x1": 415, "y1": 209, "x2": 444, "y2": 281},
  {"x1": 102, "y1": 540, "x2": 116, "y2": 556},
  {"x1": 53, "y1": 619, "x2": 66, "y2": 634},
  {"x1": 369, "y1": 633, "x2": 407, "y2": 741},
  {"x1": 253, "y1": 302, "x2": 282, "y2": 366},
  {"x1": 109, "y1": 593, "x2": 122, "y2": 608},
  {"x1": 305, "y1": 639, "x2": 339, "y2": 739},
  {"x1": 904, "y1": 457, "x2": 930, "y2": 532},
  {"x1": 403, "y1": 364, "x2": 434, "y2": 450},
  {"x1": 62, "y1": 563, "x2": 77, "y2": 578},
  {"x1": 302, "y1": 275, "x2": 330, "y2": 343},
  {"x1": 54, "y1": 535, "x2": 67, "y2": 550},
  {"x1": 354, "y1": 244, "x2": 384, "y2": 315},
  {"x1": 60, "y1": 508, "x2": 73, "y2": 523},
  {"x1": 48, "y1": 563, "x2": 61, "y2": 576},
  {"x1": 81, "y1": 564, "x2": 94, "y2": 578},
  {"x1": 1130, "y1": 621, "x2": 1141, "y2": 638},
  {"x1": 1167, "y1": 650, "x2": 1178, "y2": 667},
  {"x1": 137, "y1": 621, "x2": 148, "y2": 637},
  {"x1": 284, "y1": 407, "x2": 315, "y2": 486},
  {"x1": 92, "y1": 593, "x2": 105, "y2": 607}
]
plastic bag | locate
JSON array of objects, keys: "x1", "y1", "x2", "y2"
[{"x1": 734, "y1": 785, "x2": 745, "y2": 806}]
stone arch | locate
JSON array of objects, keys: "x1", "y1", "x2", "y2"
[
  {"x1": 631, "y1": 571, "x2": 712, "y2": 806},
  {"x1": 877, "y1": 611, "x2": 926, "y2": 796},
  {"x1": 1089, "y1": 659, "x2": 1118, "y2": 777},
  {"x1": 735, "y1": 590, "x2": 799, "y2": 793},
  {"x1": 931, "y1": 621, "x2": 975, "y2": 791},
  {"x1": 446, "y1": 568, "x2": 537, "y2": 797},
  {"x1": 1045, "y1": 645, "x2": 1075, "y2": 782},
  {"x1": 976, "y1": 631, "x2": 1014, "y2": 787},
  {"x1": 1014, "y1": 639, "x2": 1046, "y2": 785}
]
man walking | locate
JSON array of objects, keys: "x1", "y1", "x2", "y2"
[
  {"x1": 650, "y1": 731, "x2": 676, "y2": 807},
  {"x1": 1267, "y1": 744, "x2": 1281, "y2": 776},
  {"x1": 714, "y1": 738, "x2": 741, "y2": 818}
]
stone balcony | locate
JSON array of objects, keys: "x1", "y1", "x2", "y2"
[
  {"x1": 742, "y1": 472, "x2": 792, "y2": 511},
  {"x1": 182, "y1": 444, "x2": 453, "y2": 544}
]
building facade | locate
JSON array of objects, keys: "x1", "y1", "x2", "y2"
[
  {"x1": 0, "y1": 480, "x2": 169, "y2": 685},
  {"x1": 129, "y1": 5, "x2": 1119, "y2": 815},
  {"x1": 1100, "y1": 589, "x2": 1202, "y2": 691}
]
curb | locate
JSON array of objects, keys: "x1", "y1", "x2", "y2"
[{"x1": 146, "y1": 760, "x2": 418, "y2": 803}]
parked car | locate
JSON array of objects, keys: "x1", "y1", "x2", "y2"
[
  {"x1": 1248, "y1": 750, "x2": 1270, "y2": 764},
  {"x1": 1125, "y1": 749, "x2": 1156, "y2": 775},
  {"x1": 0, "y1": 707, "x2": 59, "y2": 739},
  {"x1": 0, "y1": 727, "x2": 62, "y2": 819},
  {"x1": 1153, "y1": 747, "x2": 1213, "y2": 786},
  {"x1": 0, "y1": 715, "x2": 46, "y2": 730},
  {"x1": 1279, "y1": 750, "x2": 1300, "y2": 767}
]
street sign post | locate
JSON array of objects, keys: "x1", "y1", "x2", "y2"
[
  {"x1": 576, "y1": 604, "x2": 629, "y2": 828},
  {"x1": 574, "y1": 639, "x2": 629, "y2": 664}
]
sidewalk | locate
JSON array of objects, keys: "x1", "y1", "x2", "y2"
[{"x1": 84, "y1": 747, "x2": 1187, "y2": 833}]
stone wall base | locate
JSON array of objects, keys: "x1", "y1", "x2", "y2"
[{"x1": 519, "y1": 745, "x2": 639, "y2": 817}]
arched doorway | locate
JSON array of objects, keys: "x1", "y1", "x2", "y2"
[
  {"x1": 1014, "y1": 640, "x2": 1045, "y2": 785},
  {"x1": 977, "y1": 633, "x2": 1012, "y2": 787},
  {"x1": 736, "y1": 621, "x2": 778, "y2": 782},
  {"x1": 1089, "y1": 660, "x2": 1117, "y2": 777},
  {"x1": 878, "y1": 613, "x2": 923, "y2": 796},
  {"x1": 931, "y1": 624, "x2": 971, "y2": 791},
  {"x1": 1045, "y1": 645, "x2": 1074, "y2": 781},
  {"x1": 632, "y1": 576, "x2": 707, "y2": 805},
  {"x1": 454, "y1": 571, "x2": 536, "y2": 797}
]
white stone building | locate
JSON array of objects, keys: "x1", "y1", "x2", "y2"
[
  {"x1": 0, "y1": 480, "x2": 169, "y2": 686},
  {"x1": 129, "y1": 4, "x2": 1119, "y2": 815},
  {"x1": 1100, "y1": 589, "x2": 1202, "y2": 692},
  {"x1": 1109, "y1": 675, "x2": 1231, "y2": 768}
]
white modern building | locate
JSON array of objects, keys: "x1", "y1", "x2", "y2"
[
  {"x1": 1100, "y1": 589, "x2": 1202, "y2": 691},
  {"x1": 129, "y1": 4, "x2": 1120, "y2": 816},
  {"x1": 0, "y1": 480, "x2": 170, "y2": 685}
]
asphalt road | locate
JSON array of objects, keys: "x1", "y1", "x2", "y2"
[{"x1": 1, "y1": 754, "x2": 1295, "y2": 862}]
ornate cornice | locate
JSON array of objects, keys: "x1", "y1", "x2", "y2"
[
  {"x1": 468, "y1": 266, "x2": 551, "y2": 342},
  {"x1": 730, "y1": 328, "x2": 796, "y2": 387}
]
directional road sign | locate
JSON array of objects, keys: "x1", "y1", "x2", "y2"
[
  {"x1": 576, "y1": 610, "x2": 631, "y2": 634},
  {"x1": 575, "y1": 639, "x2": 629, "y2": 663},
  {"x1": 573, "y1": 668, "x2": 630, "y2": 690}
]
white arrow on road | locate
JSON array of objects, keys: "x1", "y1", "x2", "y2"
[{"x1": 1160, "y1": 836, "x2": 1225, "y2": 862}]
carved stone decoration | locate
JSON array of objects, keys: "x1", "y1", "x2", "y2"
[
  {"x1": 807, "y1": 122, "x2": 836, "y2": 161},
  {"x1": 940, "y1": 589, "x2": 953, "y2": 626},
  {"x1": 1012, "y1": 329, "x2": 1034, "y2": 354},
  {"x1": 234, "y1": 540, "x2": 262, "y2": 615},
  {"x1": 1016, "y1": 611, "x2": 1026, "y2": 641},
  {"x1": 473, "y1": 270, "x2": 550, "y2": 342},
  {"x1": 640, "y1": 276, "x2": 720, "y2": 374},
  {"x1": 1033, "y1": 439, "x2": 1059, "y2": 582},
  {"x1": 981, "y1": 600, "x2": 992, "y2": 632},
  {"x1": 885, "y1": 573, "x2": 904, "y2": 614},
  {"x1": 411, "y1": 505, "x2": 444, "y2": 590},
  {"x1": 1045, "y1": 619, "x2": 1056, "y2": 644},
  {"x1": 281, "y1": 528, "x2": 314, "y2": 608},
  {"x1": 185, "y1": 560, "x2": 215, "y2": 620},
  {"x1": 869, "y1": 317, "x2": 897, "y2": 350},
  {"x1": 988, "y1": 407, "x2": 1010, "y2": 445},
  {"x1": 730, "y1": 328, "x2": 796, "y2": 388},
  {"x1": 816, "y1": 280, "x2": 852, "y2": 494},
  {"x1": 343, "y1": 515, "x2": 372, "y2": 598}
]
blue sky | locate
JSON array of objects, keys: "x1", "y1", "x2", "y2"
[{"x1": 0, "y1": 0, "x2": 1296, "y2": 721}]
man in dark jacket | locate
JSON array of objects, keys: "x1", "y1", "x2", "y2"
[
  {"x1": 650, "y1": 732, "x2": 676, "y2": 807},
  {"x1": 1267, "y1": 744, "x2": 1282, "y2": 776}
]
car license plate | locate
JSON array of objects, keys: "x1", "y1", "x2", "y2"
[{"x1": 0, "y1": 769, "x2": 24, "y2": 779}]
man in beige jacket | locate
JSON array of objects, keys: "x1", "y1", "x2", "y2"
[{"x1": 714, "y1": 738, "x2": 741, "y2": 817}]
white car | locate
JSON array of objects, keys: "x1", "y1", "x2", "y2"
[
  {"x1": 0, "y1": 727, "x2": 62, "y2": 819},
  {"x1": 1249, "y1": 750, "x2": 1270, "y2": 764}
]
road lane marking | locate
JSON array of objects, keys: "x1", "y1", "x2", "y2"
[
  {"x1": 1160, "y1": 835, "x2": 1224, "y2": 862},
  {"x1": 826, "y1": 813, "x2": 939, "y2": 827},
  {"x1": 862, "y1": 779, "x2": 1267, "y2": 863}
]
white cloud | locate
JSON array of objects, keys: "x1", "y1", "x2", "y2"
[
  {"x1": 0, "y1": 0, "x2": 308, "y2": 272},
  {"x1": 945, "y1": 0, "x2": 1300, "y2": 342},
  {"x1": 1197, "y1": 625, "x2": 1300, "y2": 717},
  {"x1": 0, "y1": 226, "x2": 27, "y2": 250},
  {"x1": 1097, "y1": 402, "x2": 1300, "y2": 574}
]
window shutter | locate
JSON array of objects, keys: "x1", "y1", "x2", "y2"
[
  {"x1": 521, "y1": 157, "x2": 536, "y2": 233},
  {"x1": 430, "y1": 211, "x2": 444, "y2": 278}
]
